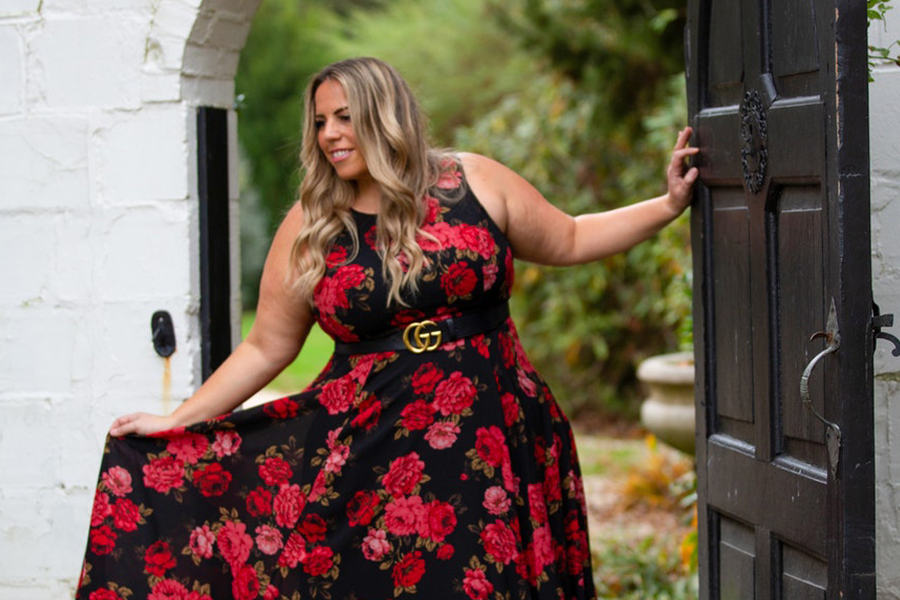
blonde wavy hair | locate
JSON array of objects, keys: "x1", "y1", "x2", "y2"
[{"x1": 291, "y1": 57, "x2": 462, "y2": 307}]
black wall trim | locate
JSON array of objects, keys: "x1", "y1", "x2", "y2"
[{"x1": 197, "y1": 106, "x2": 232, "y2": 381}]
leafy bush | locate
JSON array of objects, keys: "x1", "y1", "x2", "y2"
[
  {"x1": 593, "y1": 535, "x2": 698, "y2": 600},
  {"x1": 619, "y1": 435, "x2": 693, "y2": 511},
  {"x1": 456, "y1": 74, "x2": 692, "y2": 418}
]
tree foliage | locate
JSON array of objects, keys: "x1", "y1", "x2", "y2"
[
  {"x1": 235, "y1": 0, "x2": 351, "y2": 306},
  {"x1": 330, "y1": 0, "x2": 543, "y2": 146},
  {"x1": 236, "y1": 0, "x2": 340, "y2": 236}
]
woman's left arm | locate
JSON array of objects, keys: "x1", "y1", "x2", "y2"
[{"x1": 464, "y1": 127, "x2": 699, "y2": 266}]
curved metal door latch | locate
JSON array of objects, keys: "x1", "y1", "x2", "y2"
[
  {"x1": 799, "y1": 298, "x2": 841, "y2": 477},
  {"x1": 872, "y1": 303, "x2": 900, "y2": 357}
]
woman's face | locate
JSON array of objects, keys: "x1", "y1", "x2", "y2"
[{"x1": 314, "y1": 79, "x2": 371, "y2": 184}]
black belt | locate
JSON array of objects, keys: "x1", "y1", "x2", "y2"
[{"x1": 333, "y1": 304, "x2": 510, "y2": 355}]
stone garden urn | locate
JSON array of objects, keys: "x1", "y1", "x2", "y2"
[{"x1": 637, "y1": 351, "x2": 696, "y2": 455}]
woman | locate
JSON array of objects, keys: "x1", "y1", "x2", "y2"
[{"x1": 77, "y1": 57, "x2": 698, "y2": 600}]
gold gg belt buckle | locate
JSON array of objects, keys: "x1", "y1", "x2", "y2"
[{"x1": 402, "y1": 320, "x2": 443, "y2": 353}]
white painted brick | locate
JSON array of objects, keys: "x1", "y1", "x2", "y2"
[
  {"x1": 876, "y1": 379, "x2": 900, "y2": 597},
  {"x1": 55, "y1": 397, "x2": 109, "y2": 489},
  {"x1": 0, "y1": 309, "x2": 87, "y2": 395},
  {"x1": 0, "y1": 0, "x2": 40, "y2": 17},
  {"x1": 173, "y1": 0, "x2": 205, "y2": 10},
  {"x1": 92, "y1": 205, "x2": 192, "y2": 300},
  {"x1": 871, "y1": 180, "x2": 900, "y2": 265},
  {"x1": 871, "y1": 48, "x2": 900, "y2": 599},
  {"x1": 182, "y1": 42, "x2": 240, "y2": 79},
  {"x1": 0, "y1": 580, "x2": 78, "y2": 600},
  {"x1": 885, "y1": 379, "x2": 900, "y2": 483},
  {"x1": 145, "y1": 31, "x2": 190, "y2": 72},
  {"x1": 869, "y1": 71, "x2": 900, "y2": 178},
  {"x1": 86, "y1": 300, "x2": 197, "y2": 403},
  {"x1": 90, "y1": 105, "x2": 189, "y2": 202},
  {"x1": 0, "y1": 116, "x2": 90, "y2": 211},
  {"x1": 181, "y1": 75, "x2": 235, "y2": 107},
  {"x1": 140, "y1": 70, "x2": 182, "y2": 103},
  {"x1": 189, "y1": 10, "x2": 216, "y2": 44},
  {"x1": 0, "y1": 401, "x2": 58, "y2": 489},
  {"x1": 0, "y1": 213, "x2": 92, "y2": 308},
  {"x1": 27, "y1": 14, "x2": 147, "y2": 109},
  {"x1": 0, "y1": 27, "x2": 23, "y2": 115},
  {"x1": 146, "y1": 0, "x2": 200, "y2": 71},
  {"x1": 0, "y1": 487, "x2": 90, "y2": 585},
  {"x1": 41, "y1": 0, "x2": 150, "y2": 11},
  {"x1": 192, "y1": 11, "x2": 252, "y2": 50},
  {"x1": 153, "y1": 0, "x2": 202, "y2": 39}
]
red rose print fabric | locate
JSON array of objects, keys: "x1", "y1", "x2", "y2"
[{"x1": 76, "y1": 166, "x2": 595, "y2": 600}]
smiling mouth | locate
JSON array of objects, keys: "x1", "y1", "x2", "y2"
[{"x1": 331, "y1": 150, "x2": 352, "y2": 161}]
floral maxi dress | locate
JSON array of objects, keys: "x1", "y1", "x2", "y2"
[{"x1": 76, "y1": 171, "x2": 596, "y2": 600}]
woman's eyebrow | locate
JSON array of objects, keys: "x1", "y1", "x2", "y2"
[{"x1": 315, "y1": 106, "x2": 350, "y2": 118}]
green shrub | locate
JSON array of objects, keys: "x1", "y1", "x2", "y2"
[
  {"x1": 593, "y1": 535, "x2": 698, "y2": 600},
  {"x1": 456, "y1": 74, "x2": 692, "y2": 418}
]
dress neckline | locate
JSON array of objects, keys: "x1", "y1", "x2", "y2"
[{"x1": 350, "y1": 207, "x2": 378, "y2": 218}]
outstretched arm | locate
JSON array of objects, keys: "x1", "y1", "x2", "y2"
[
  {"x1": 462, "y1": 127, "x2": 699, "y2": 266},
  {"x1": 110, "y1": 203, "x2": 314, "y2": 437}
]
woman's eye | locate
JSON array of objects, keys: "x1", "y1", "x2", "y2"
[
  {"x1": 314, "y1": 120, "x2": 325, "y2": 130},
  {"x1": 339, "y1": 114, "x2": 351, "y2": 123}
]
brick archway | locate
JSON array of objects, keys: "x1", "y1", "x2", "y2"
[{"x1": 147, "y1": 0, "x2": 260, "y2": 108}]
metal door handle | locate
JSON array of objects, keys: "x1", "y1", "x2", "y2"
[{"x1": 799, "y1": 298, "x2": 841, "y2": 476}]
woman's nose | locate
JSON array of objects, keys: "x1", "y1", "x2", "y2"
[{"x1": 322, "y1": 120, "x2": 340, "y2": 140}]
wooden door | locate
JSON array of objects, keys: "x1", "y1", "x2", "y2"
[{"x1": 685, "y1": 0, "x2": 875, "y2": 597}]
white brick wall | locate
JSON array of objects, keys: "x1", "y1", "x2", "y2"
[
  {"x1": 871, "y1": 11, "x2": 900, "y2": 598},
  {"x1": 0, "y1": 0, "x2": 256, "y2": 596}
]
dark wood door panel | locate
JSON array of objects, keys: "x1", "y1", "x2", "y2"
[
  {"x1": 765, "y1": 100, "x2": 825, "y2": 181},
  {"x1": 707, "y1": 439, "x2": 827, "y2": 557},
  {"x1": 781, "y1": 542, "x2": 827, "y2": 600},
  {"x1": 712, "y1": 197, "x2": 754, "y2": 427},
  {"x1": 687, "y1": 0, "x2": 873, "y2": 595},
  {"x1": 696, "y1": 111, "x2": 742, "y2": 185}
]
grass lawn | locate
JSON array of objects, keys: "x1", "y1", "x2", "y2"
[{"x1": 241, "y1": 312, "x2": 334, "y2": 392}]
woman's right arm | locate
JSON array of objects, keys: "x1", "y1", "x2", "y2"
[{"x1": 109, "y1": 203, "x2": 314, "y2": 437}]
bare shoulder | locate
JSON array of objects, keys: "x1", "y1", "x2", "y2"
[
  {"x1": 262, "y1": 201, "x2": 306, "y2": 282},
  {"x1": 458, "y1": 152, "x2": 510, "y2": 233},
  {"x1": 277, "y1": 201, "x2": 306, "y2": 238},
  {"x1": 458, "y1": 152, "x2": 517, "y2": 183}
]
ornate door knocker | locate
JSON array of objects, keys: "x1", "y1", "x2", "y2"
[{"x1": 740, "y1": 89, "x2": 768, "y2": 194}]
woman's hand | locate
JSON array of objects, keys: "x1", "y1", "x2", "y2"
[
  {"x1": 664, "y1": 127, "x2": 700, "y2": 215},
  {"x1": 109, "y1": 412, "x2": 178, "y2": 438}
]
